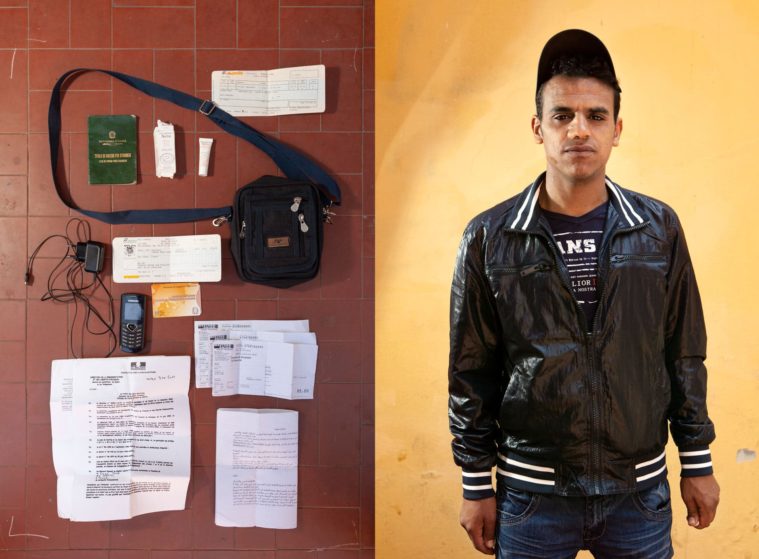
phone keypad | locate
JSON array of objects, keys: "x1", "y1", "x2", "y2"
[{"x1": 120, "y1": 323, "x2": 144, "y2": 352}]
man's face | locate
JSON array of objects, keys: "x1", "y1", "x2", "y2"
[{"x1": 532, "y1": 75, "x2": 622, "y2": 185}]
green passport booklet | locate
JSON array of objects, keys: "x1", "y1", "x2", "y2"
[{"x1": 88, "y1": 114, "x2": 137, "y2": 185}]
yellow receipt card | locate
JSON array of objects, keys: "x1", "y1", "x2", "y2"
[{"x1": 151, "y1": 283, "x2": 202, "y2": 318}]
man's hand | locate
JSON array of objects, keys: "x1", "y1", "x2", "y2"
[
  {"x1": 460, "y1": 497, "x2": 497, "y2": 555},
  {"x1": 680, "y1": 474, "x2": 720, "y2": 529}
]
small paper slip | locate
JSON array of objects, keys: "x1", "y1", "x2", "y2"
[
  {"x1": 210, "y1": 331, "x2": 318, "y2": 399},
  {"x1": 152, "y1": 283, "x2": 201, "y2": 318},
  {"x1": 113, "y1": 235, "x2": 221, "y2": 283},
  {"x1": 211, "y1": 65, "x2": 326, "y2": 117},
  {"x1": 194, "y1": 320, "x2": 310, "y2": 388},
  {"x1": 215, "y1": 408, "x2": 298, "y2": 529},
  {"x1": 258, "y1": 331, "x2": 318, "y2": 400}
]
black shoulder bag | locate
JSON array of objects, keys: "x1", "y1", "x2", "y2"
[{"x1": 48, "y1": 68, "x2": 341, "y2": 287}]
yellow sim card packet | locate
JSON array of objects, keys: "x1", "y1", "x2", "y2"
[{"x1": 151, "y1": 283, "x2": 202, "y2": 318}]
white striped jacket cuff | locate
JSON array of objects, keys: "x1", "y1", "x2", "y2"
[
  {"x1": 461, "y1": 470, "x2": 494, "y2": 500},
  {"x1": 679, "y1": 446, "x2": 713, "y2": 477}
]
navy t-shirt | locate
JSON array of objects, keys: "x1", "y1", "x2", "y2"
[{"x1": 542, "y1": 202, "x2": 607, "y2": 331}]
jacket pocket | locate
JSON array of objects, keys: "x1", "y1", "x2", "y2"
[
  {"x1": 610, "y1": 253, "x2": 667, "y2": 265},
  {"x1": 606, "y1": 252, "x2": 668, "y2": 332},
  {"x1": 487, "y1": 261, "x2": 570, "y2": 341},
  {"x1": 489, "y1": 262, "x2": 552, "y2": 277}
]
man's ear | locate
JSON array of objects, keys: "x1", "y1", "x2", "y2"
[
  {"x1": 532, "y1": 115, "x2": 543, "y2": 144},
  {"x1": 612, "y1": 117, "x2": 623, "y2": 147}
]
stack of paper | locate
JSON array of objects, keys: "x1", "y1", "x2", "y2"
[
  {"x1": 193, "y1": 320, "x2": 318, "y2": 399},
  {"x1": 215, "y1": 408, "x2": 298, "y2": 528},
  {"x1": 50, "y1": 356, "x2": 191, "y2": 521}
]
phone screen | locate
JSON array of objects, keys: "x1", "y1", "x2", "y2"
[{"x1": 124, "y1": 301, "x2": 143, "y2": 321}]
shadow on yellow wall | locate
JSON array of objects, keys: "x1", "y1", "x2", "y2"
[{"x1": 377, "y1": 1, "x2": 759, "y2": 557}]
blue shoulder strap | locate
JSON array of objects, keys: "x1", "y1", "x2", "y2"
[{"x1": 48, "y1": 68, "x2": 341, "y2": 225}]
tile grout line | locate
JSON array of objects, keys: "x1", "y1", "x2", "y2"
[
  {"x1": 193, "y1": 0, "x2": 198, "y2": 229},
  {"x1": 110, "y1": 0, "x2": 115, "y2": 218},
  {"x1": 24, "y1": 1, "x2": 30, "y2": 547},
  {"x1": 359, "y1": 0, "x2": 365, "y2": 303}
]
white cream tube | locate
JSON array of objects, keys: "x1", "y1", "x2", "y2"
[{"x1": 198, "y1": 138, "x2": 214, "y2": 177}]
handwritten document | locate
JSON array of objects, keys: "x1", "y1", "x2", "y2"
[
  {"x1": 193, "y1": 320, "x2": 310, "y2": 389},
  {"x1": 215, "y1": 408, "x2": 298, "y2": 529},
  {"x1": 112, "y1": 235, "x2": 221, "y2": 283},
  {"x1": 50, "y1": 356, "x2": 191, "y2": 521},
  {"x1": 211, "y1": 65, "x2": 326, "y2": 117}
]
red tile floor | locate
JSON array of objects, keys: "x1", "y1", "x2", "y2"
[{"x1": 0, "y1": 0, "x2": 374, "y2": 556}]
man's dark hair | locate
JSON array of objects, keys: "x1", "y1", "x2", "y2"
[{"x1": 535, "y1": 54, "x2": 622, "y2": 120}]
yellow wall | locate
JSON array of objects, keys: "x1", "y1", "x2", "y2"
[{"x1": 376, "y1": 1, "x2": 759, "y2": 557}]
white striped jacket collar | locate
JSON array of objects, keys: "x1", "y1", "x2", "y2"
[{"x1": 507, "y1": 173, "x2": 648, "y2": 231}]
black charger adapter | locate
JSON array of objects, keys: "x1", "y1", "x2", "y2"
[{"x1": 76, "y1": 241, "x2": 105, "y2": 274}]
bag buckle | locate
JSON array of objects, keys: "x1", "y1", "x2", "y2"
[
  {"x1": 322, "y1": 204, "x2": 337, "y2": 224},
  {"x1": 199, "y1": 100, "x2": 216, "y2": 116},
  {"x1": 212, "y1": 214, "x2": 231, "y2": 227}
]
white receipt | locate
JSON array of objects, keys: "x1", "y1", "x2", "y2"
[
  {"x1": 112, "y1": 235, "x2": 221, "y2": 283},
  {"x1": 153, "y1": 120, "x2": 176, "y2": 178},
  {"x1": 193, "y1": 320, "x2": 309, "y2": 389},
  {"x1": 210, "y1": 331, "x2": 318, "y2": 399},
  {"x1": 211, "y1": 65, "x2": 326, "y2": 117}
]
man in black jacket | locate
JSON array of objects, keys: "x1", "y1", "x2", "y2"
[{"x1": 448, "y1": 29, "x2": 719, "y2": 558}]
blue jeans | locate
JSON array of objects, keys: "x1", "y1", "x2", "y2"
[{"x1": 496, "y1": 480, "x2": 673, "y2": 559}]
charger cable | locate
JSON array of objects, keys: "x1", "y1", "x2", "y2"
[{"x1": 25, "y1": 218, "x2": 116, "y2": 358}]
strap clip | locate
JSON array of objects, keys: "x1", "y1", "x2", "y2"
[{"x1": 199, "y1": 100, "x2": 216, "y2": 116}]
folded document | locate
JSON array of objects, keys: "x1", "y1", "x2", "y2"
[
  {"x1": 215, "y1": 408, "x2": 298, "y2": 528},
  {"x1": 50, "y1": 356, "x2": 191, "y2": 521}
]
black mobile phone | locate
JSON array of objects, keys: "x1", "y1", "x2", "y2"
[{"x1": 120, "y1": 293, "x2": 146, "y2": 353}]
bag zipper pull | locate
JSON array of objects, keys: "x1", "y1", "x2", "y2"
[
  {"x1": 290, "y1": 196, "x2": 302, "y2": 212},
  {"x1": 212, "y1": 214, "x2": 231, "y2": 227},
  {"x1": 239, "y1": 220, "x2": 246, "y2": 239},
  {"x1": 298, "y1": 213, "x2": 309, "y2": 233}
]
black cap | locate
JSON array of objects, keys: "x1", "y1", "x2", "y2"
[{"x1": 536, "y1": 29, "x2": 616, "y2": 93}]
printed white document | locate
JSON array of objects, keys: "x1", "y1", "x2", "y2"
[
  {"x1": 50, "y1": 355, "x2": 191, "y2": 521},
  {"x1": 210, "y1": 331, "x2": 317, "y2": 399},
  {"x1": 211, "y1": 65, "x2": 326, "y2": 117},
  {"x1": 194, "y1": 319, "x2": 310, "y2": 388},
  {"x1": 258, "y1": 331, "x2": 318, "y2": 399},
  {"x1": 215, "y1": 408, "x2": 298, "y2": 529},
  {"x1": 112, "y1": 235, "x2": 221, "y2": 283}
]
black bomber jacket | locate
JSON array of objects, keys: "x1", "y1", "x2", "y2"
[{"x1": 448, "y1": 173, "x2": 715, "y2": 499}]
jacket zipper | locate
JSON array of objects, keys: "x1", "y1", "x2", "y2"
[
  {"x1": 585, "y1": 331, "x2": 601, "y2": 492},
  {"x1": 587, "y1": 221, "x2": 649, "y2": 490},
  {"x1": 609, "y1": 254, "x2": 666, "y2": 264},
  {"x1": 504, "y1": 219, "x2": 650, "y2": 492},
  {"x1": 489, "y1": 262, "x2": 552, "y2": 276}
]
